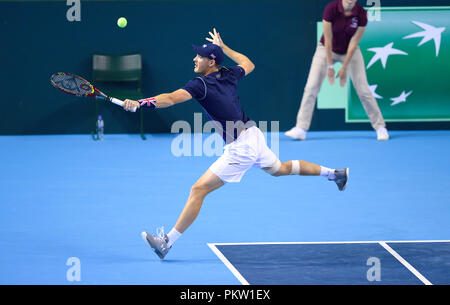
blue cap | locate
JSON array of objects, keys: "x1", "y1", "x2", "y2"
[{"x1": 192, "y1": 43, "x2": 224, "y2": 65}]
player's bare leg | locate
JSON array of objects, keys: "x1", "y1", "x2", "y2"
[
  {"x1": 142, "y1": 169, "x2": 223, "y2": 259},
  {"x1": 272, "y1": 160, "x2": 321, "y2": 176},
  {"x1": 174, "y1": 169, "x2": 224, "y2": 233},
  {"x1": 263, "y1": 160, "x2": 349, "y2": 190}
]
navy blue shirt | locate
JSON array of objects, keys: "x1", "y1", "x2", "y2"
[{"x1": 183, "y1": 66, "x2": 253, "y2": 143}]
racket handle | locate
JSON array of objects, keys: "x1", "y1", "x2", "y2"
[{"x1": 110, "y1": 97, "x2": 137, "y2": 112}]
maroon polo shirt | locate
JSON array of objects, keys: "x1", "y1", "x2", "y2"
[{"x1": 320, "y1": 0, "x2": 368, "y2": 54}]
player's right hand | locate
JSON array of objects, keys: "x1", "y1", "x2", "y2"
[{"x1": 123, "y1": 99, "x2": 140, "y2": 111}]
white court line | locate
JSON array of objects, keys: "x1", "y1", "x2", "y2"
[
  {"x1": 210, "y1": 240, "x2": 450, "y2": 246},
  {"x1": 379, "y1": 242, "x2": 433, "y2": 285},
  {"x1": 208, "y1": 240, "x2": 449, "y2": 285},
  {"x1": 207, "y1": 243, "x2": 250, "y2": 285}
]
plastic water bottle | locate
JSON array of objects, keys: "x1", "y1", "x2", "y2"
[{"x1": 97, "y1": 115, "x2": 104, "y2": 140}]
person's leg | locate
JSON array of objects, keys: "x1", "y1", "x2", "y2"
[
  {"x1": 295, "y1": 45, "x2": 329, "y2": 131},
  {"x1": 262, "y1": 159, "x2": 348, "y2": 191},
  {"x1": 142, "y1": 132, "x2": 258, "y2": 259},
  {"x1": 173, "y1": 169, "x2": 224, "y2": 234},
  {"x1": 256, "y1": 125, "x2": 349, "y2": 190},
  {"x1": 141, "y1": 169, "x2": 224, "y2": 259},
  {"x1": 266, "y1": 160, "x2": 331, "y2": 177},
  {"x1": 347, "y1": 47, "x2": 387, "y2": 136}
]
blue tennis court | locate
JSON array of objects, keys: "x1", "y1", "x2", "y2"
[{"x1": 0, "y1": 130, "x2": 449, "y2": 284}]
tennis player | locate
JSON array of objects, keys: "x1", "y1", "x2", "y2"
[
  {"x1": 123, "y1": 29, "x2": 349, "y2": 260},
  {"x1": 285, "y1": 0, "x2": 389, "y2": 141}
]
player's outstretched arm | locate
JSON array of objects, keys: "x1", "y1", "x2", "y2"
[
  {"x1": 206, "y1": 28, "x2": 255, "y2": 76},
  {"x1": 123, "y1": 89, "x2": 192, "y2": 111}
]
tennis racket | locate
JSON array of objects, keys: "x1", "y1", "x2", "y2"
[{"x1": 50, "y1": 72, "x2": 137, "y2": 112}]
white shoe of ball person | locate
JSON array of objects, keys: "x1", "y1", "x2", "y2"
[
  {"x1": 285, "y1": 126, "x2": 307, "y2": 140},
  {"x1": 376, "y1": 127, "x2": 389, "y2": 141}
]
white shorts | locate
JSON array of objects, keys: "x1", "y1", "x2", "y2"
[{"x1": 209, "y1": 126, "x2": 279, "y2": 183}]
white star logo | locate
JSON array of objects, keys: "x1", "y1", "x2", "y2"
[
  {"x1": 369, "y1": 84, "x2": 383, "y2": 99},
  {"x1": 403, "y1": 21, "x2": 446, "y2": 56},
  {"x1": 390, "y1": 90, "x2": 413, "y2": 106},
  {"x1": 366, "y1": 42, "x2": 408, "y2": 69}
]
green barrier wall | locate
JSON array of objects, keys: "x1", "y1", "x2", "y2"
[{"x1": 1, "y1": 0, "x2": 449, "y2": 135}]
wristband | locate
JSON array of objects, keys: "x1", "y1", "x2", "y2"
[{"x1": 138, "y1": 97, "x2": 156, "y2": 109}]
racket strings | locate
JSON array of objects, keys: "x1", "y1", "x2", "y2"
[{"x1": 51, "y1": 73, "x2": 93, "y2": 96}]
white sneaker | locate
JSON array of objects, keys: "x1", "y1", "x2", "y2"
[
  {"x1": 376, "y1": 127, "x2": 389, "y2": 141},
  {"x1": 285, "y1": 127, "x2": 307, "y2": 140}
]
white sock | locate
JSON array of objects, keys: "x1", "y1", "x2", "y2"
[
  {"x1": 167, "y1": 228, "x2": 182, "y2": 247},
  {"x1": 320, "y1": 166, "x2": 336, "y2": 180}
]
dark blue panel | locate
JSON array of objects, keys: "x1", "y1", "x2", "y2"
[
  {"x1": 387, "y1": 242, "x2": 450, "y2": 285},
  {"x1": 216, "y1": 243, "x2": 424, "y2": 285}
]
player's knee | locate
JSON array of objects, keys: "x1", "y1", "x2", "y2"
[
  {"x1": 265, "y1": 160, "x2": 300, "y2": 177},
  {"x1": 263, "y1": 160, "x2": 283, "y2": 177},
  {"x1": 272, "y1": 162, "x2": 291, "y2": 176},
  {"x1": 190, "y1": 182, "x2": 210, "y2": 197}
]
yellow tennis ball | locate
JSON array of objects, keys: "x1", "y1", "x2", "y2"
[{"x1": 117, "y1": 17, "x2": 127, "y2": 28}]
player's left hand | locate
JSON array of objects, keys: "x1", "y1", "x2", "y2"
[
  {"x1": 337, "y1": 69, "x2": 347, "y2": 87},
  {"x1": 206, "y1": 28, "x2": 223, "y2": 48}
]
